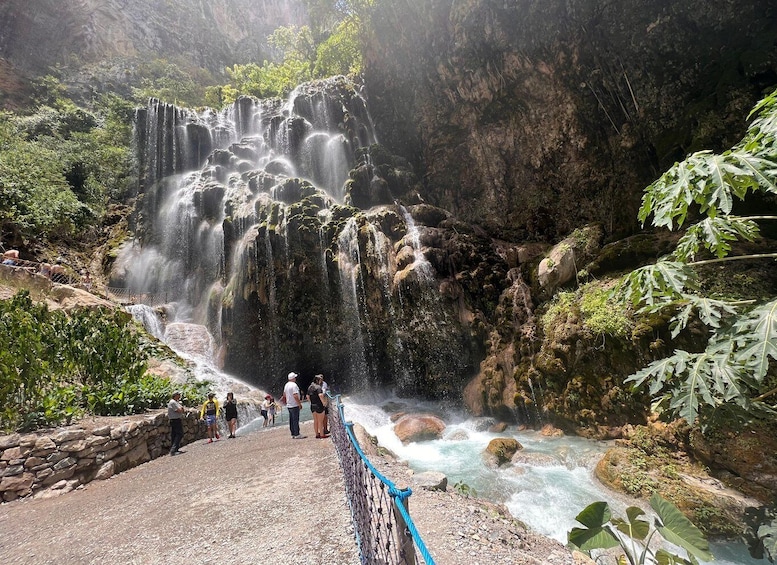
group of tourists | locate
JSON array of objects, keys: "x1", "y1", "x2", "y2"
[
  {"x1": 165, "y1": 372, "x2": 331, "y2": 455},
  {"x1": 281, "y1": 372, "x2": 331, "y2": 440}
]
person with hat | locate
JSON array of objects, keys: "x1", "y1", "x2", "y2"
[
  {"x1": 199, "y1": 392, "x2": 221, "y2": 443},
  {"x1": 283, "y1": 372, "x2": 306, "y2": 439},
  {"x1": 167, "y1": 391, "x2": 186, "y2": 456}
]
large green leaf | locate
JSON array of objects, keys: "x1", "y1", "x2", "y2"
[
  {"x1": 732, "y1": 299, "x2": 777, "y2": 382},
  {"x1": 568, "y1": 501, "x2": 620, "y2": 551},
  {"x1": 575, "y1": 501, "x2": 612, "y2": 528},
  {"x1": 616, "y1": 262, "x2": 696, "y2": 308},
  {"x1": 655, "y1": 549, "x2": 694, "y2": 565},
  {"x1": 651, "y1": 494, "x2": 713, "y2": 562},
  {"x1": 568, "y1": 526, "x2": 620, "y2": 552},
  {"x1": 613, "y1": 506, "x2": 650, "y2": 541}
]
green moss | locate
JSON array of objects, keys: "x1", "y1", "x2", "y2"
[
  {"x1": 541, "y1": 282, "x2": 631, "y2": 339},
  {"x1": 580, "y1": 283, "x2": 632, "y2": 338}
]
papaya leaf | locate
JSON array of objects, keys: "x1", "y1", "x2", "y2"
[
  {"x1": 758, "y1": 517, "x2": 777, "y2": 562},
  {"x1": 727, "y1": 150, "x2": 777, "y2": 195},
  {"x1": 673, "y1": 216, "x2": 759, "y2": 261},
  {"x1": 732, "y1": 299, "x2": 777, "y2": 382},
  {"x1": 667, "y1": 352, "x2": 723, "y2": 423},
  {"x1": 616, "y1": 262, "x2": 696, "y2": 308},
  {"x1": 651, "y1": 493, "x2": 713, "y2": 562},
  {"x1": 626, "y1": 351, "x2": 688, "y2": 393}
]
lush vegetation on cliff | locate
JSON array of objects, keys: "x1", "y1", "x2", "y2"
[
  {"x1": 0, "y1": 78, "x2": 134, "y2": 247},
  {"x1": 206, "y1": 0, "x2": 367, "y2": 104}
]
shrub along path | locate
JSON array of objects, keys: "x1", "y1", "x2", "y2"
[{"x1": 0, "y1": 417, "x2": 577, "y2": 565}]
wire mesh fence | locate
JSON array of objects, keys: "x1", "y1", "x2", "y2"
[
  {"x1": 104, "y1": 287, "x2": 169, "y2": 307},
  {"x1": 329, "y1": 393, "x2": 435, "y2": 565}
]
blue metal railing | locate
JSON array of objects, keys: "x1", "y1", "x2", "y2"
[{"x1": 328, "y1": 393, "x2": 435, "y2": 565}]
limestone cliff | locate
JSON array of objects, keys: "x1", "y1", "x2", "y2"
[
  {"x1": 362, "y1": 0, "x2": 777, "y2": 240},
  {"x1": 0, "y1": 0, "x2": 307, "y2": 78}
]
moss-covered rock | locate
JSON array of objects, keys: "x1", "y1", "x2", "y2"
[{"x1": 484, "y1": 437, "x2": 522, "y2": 466}]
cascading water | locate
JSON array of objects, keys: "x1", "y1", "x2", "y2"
[{"x1": 117, "y1": 75, "x2": 469, "y2": 393}]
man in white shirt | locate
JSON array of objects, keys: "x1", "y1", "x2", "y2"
[{"x1": 283, "y1": 372, "x2": 306, "y2": 439}]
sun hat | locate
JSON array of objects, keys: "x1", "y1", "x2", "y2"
[
  {"x1": 288, "y1": 372, "x2": 298, "y2": 380},
  {"x1": 265, "y1": 394, "x2": 272, "y2": 399}
]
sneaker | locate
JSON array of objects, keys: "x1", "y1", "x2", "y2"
[
  {"x1": 215, "y1": 432, "x2": 221, "y2": 439},
  {"x1": 292, "y1": 435, "x2": 307, "y2": 439}
]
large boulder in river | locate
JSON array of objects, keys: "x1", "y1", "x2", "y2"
[
  {"x1": 393, "y1": 414, "x2": 446, "y2": 444},
  {"x1": 484, "y1": 437, "x2": 522, "y2": 467}
]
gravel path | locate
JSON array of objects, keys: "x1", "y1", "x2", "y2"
[{"x1": 0, "y1": 418, "x2": 578, "y2": 565}]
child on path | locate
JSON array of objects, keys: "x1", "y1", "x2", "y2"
[
  {"x1": 261, "y1": 394, "x2": 272, "y2": 427},
  {"x1": 200, "y1": 392, "x2": 221, "y2": 443}
]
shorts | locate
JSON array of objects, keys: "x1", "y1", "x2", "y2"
[
  {"x1": 311, "y1": 405, "x2": 325, "y2": 414},
  {"x1": 205, "y1": 414, "x2": 216, "y2": 426},
  {"x1": 261, "y1": 410, "x2": 268, "y2": 419}
]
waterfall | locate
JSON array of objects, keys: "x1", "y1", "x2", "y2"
[
  {"x1": 127, "y1": 304, "x2": 165, "y2": 340},
  {"x1": 118, "y1": 75, "x2": 470, "y2": 396}
]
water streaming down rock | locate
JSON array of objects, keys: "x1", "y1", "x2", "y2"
[{"x1": 115, "y1": 75, "x2": 490, "y2": 399}]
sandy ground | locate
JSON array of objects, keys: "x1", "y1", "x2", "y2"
[{"x1": 0, "y1": 418, "x2": 576, "y2": 565}]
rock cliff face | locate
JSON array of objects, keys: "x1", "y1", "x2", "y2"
[
  {"x1": 362, "y1": 0, "x2": 777, "y2": 240},
  {"x1": 0, "y1": 0, "x2": 307, "y2": 77}
]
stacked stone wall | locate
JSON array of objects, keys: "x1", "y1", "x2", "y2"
[{"x1": 0, "y1": 411, "x2": 204, "y2": 501}]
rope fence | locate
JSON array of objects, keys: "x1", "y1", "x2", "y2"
[{"x1": 328, "y1": 393, "x2": 435, "y2": 565}]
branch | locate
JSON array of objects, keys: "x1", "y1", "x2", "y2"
[
  {"x1": 754, "y1": 386, "x2": 777, "y2": 403},
  {"x1": 689, "y1": 253, "x2": 777, "y2": 267}
]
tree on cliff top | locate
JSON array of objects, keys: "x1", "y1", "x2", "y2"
[{"x1": 617, "y1": 88, "x2": 777, "y2": 429}]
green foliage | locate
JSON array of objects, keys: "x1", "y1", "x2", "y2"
[
  {"x1": 0, "y1": 122, "x2": 85, "y2": 240},
  {"x1": 0, "y1": 83, "x2": 134, "y2": 243},
  {"x1": 616, "y1": 87, "x2": 777, "y2": 427},
  {"x1": 314, "y1": 18, "x2": 363, "y2": 77},
  {"x1": 568, "y1": 494, "x2": 712, "y2": 565},
  {"x1": 452, "y1": 480, "x2": 477, "y2": 498},
  {"x1": 745, "y1": 503, "x2": 777, "y2": 562},
  {"x1": 0, "y1": 291, "x2": 192, "y2": 432},
  {"x1": 213, "y1": 8, "x2": 365, "y2": 104},
  {"x1": 542, "y1": 282, "x2": 631, "y2": 339},
  {"x1": 130, "y1": 59, "x2": 216, "y2": 107}
]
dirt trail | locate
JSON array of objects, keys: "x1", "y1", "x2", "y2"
[{"x1": 0, "y1": 420, "x2": 358, "y2": 565}]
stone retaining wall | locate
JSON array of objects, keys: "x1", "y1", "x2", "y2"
[{"x1": 0, "y1": 411, "x2": 204, "y2": 501}]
